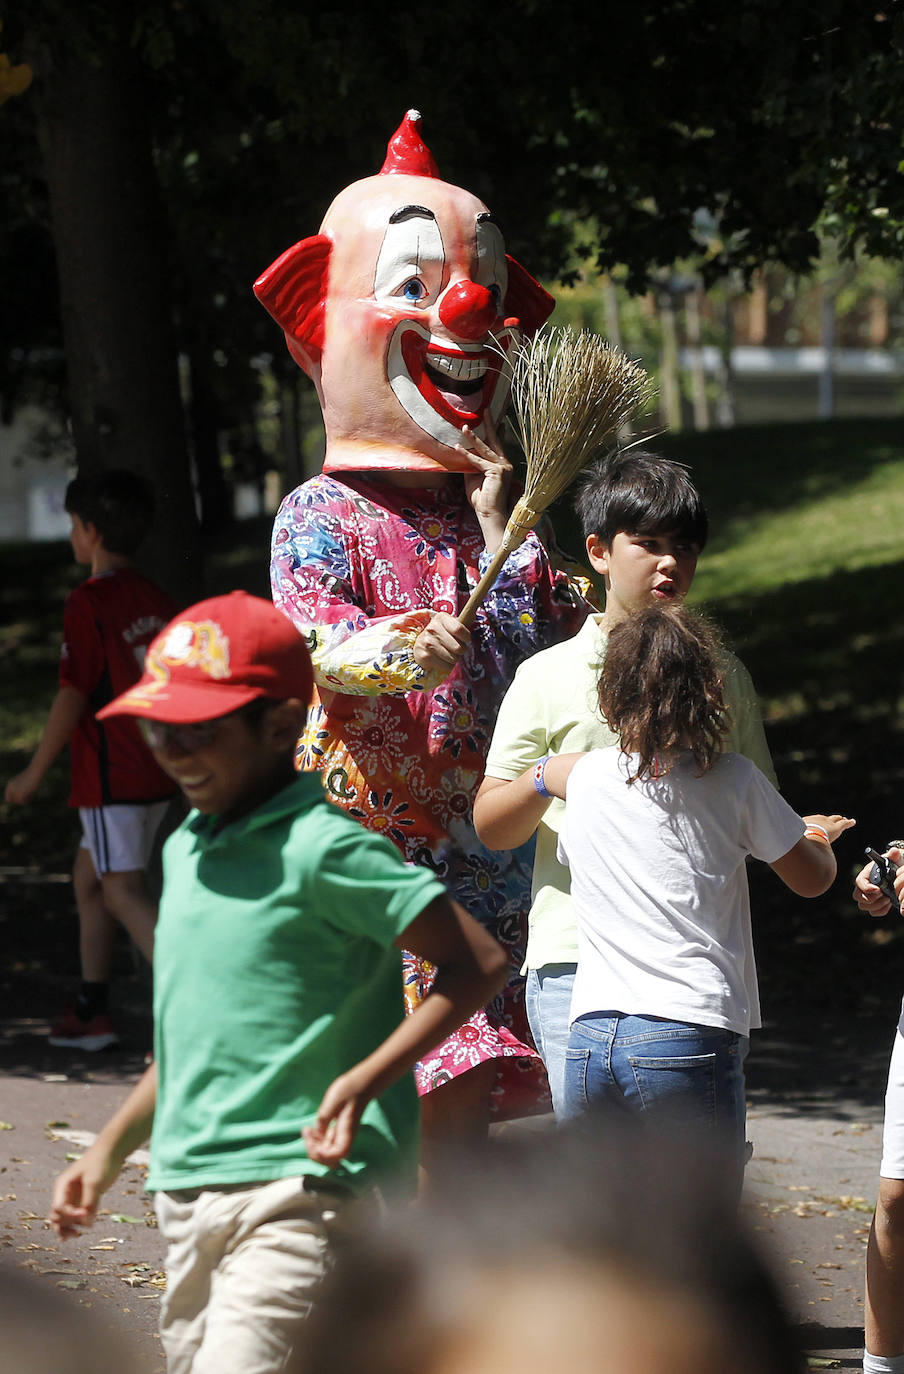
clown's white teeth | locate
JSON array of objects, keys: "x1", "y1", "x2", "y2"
[{"x1": 426, "y1": 351, "x2": 488, "y2": 382}]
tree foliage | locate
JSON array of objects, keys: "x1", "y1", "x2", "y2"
[{"x1": 1, "y1": 0, "x2": 902, "y2": 584}]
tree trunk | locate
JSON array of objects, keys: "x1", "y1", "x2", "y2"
[
  {"x1": 818, "y1": 285, "x2": 836, "y2": 420},
  {"x1": 30, "y1": 18, "x2": 200, "y2": 604},
  {"x1": 188, "y1": 344, "x2": 232, "y2": 535},
  {"x1": 715, "y1": 297, "x2": 736, "y2": 429},
  {"x1": 685, "y1": 283, "x2": 710, "y2": 431},
  {"x1": 601, "y1": 275, "x2": 623, "y2": 354},
  {"x1": 658, "y1": 292, "x2": 682, "y2": 432}
]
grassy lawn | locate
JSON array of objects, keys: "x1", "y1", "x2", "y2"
[{"x1": 667, "y1": 420, "x2": 904, "y2": 802}]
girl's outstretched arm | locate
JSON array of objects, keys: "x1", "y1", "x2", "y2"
[{"x1": 770, "y1": 813, "x2": 855, "y2": 898}]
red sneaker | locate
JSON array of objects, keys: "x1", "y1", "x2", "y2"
[{"x1": 49, "y1": 1006, "x2": 119, "y2": 1051}]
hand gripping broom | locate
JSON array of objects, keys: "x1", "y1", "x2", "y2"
[{"x1": 458, "y1": 327, "x2": 653, "y2": 628}]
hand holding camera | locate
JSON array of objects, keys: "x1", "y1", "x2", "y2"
[{"x1": 855, "y1": 843, "x2": 904, "y2": 917}]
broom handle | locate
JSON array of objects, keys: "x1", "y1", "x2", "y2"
[{"x1": 458, "y1": 496, "x2": 542, "y2": 629}]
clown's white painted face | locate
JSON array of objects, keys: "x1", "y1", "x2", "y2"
[
  {"x1": 374, "y1": 201, "x2": 509, "y2": 446},
  {"x1": 317, "y1": 173, "x2": 524, "y2": 474}
]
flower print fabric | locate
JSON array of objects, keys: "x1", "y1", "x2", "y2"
[{"x1": 271, "y1": 471, "x2": 589, "y2": 1119}]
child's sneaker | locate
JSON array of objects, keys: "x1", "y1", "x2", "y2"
[{"x1": 49, "y1": 1006, "x2": 119, "y2": 1051}]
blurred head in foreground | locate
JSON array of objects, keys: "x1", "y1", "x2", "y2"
[
  {"x1": 1, "y1": 1262, "x2": 144, "y2": 1374},
  {"x1": 300, "y1": 1114, "x2": 803, "y2": 1374}
]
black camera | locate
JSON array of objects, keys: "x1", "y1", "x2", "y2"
[{"x1": 865, "y1": 845, "x2": 904, "y2": 905}]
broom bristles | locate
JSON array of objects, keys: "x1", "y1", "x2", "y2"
[
  {"x1": 457, "y1": 327, "x2": 653, "y2": 628},
  {"x1": 508, "y1": 326, "x2": 653, "y2": 511}
]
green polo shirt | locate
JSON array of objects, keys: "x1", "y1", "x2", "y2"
[
  {"x1": 148, "y1": 772, "x2": 444, "y2": 1196},
  {"x1": 484, "y1": 614, "x2": 777, "y2": 970}
]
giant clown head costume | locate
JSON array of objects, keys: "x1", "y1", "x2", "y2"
[{"x1": 254, "y1": 110, "x2": 555, "y2": 475}]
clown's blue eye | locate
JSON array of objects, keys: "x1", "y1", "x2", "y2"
[{"x1": 401, "y1": 278, "x2": 426, "y2": 302}]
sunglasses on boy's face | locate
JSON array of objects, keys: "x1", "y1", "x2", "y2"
[{"x1": 137, "y1": 701, "x2": 270, "y2": 754}]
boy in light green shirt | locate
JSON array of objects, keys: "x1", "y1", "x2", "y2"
[{"x1": 474, "y1": 451, "x2": 775, "y2": 1114}]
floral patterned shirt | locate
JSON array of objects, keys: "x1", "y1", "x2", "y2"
[{"x1": 271, "y1": 471, "x2": 589, "y2": 1118}]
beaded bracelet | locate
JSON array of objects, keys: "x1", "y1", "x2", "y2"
[{"x1": 533, "y1": 755, "x2": 552, "y2": 799}]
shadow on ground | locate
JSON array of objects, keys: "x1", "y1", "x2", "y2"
[{"x1": 0, "y1": 874, "x2": 152, "y2": 1080}]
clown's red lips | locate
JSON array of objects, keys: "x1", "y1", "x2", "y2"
[{"x1": 400, "y1": 331, "x2": 505, "y2": 428}]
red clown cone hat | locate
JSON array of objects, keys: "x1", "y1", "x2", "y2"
[{"x1": 379, "y1": 108, "x2": 440, "y2": 178}]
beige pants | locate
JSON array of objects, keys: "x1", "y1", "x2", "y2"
[{"x1": 155, "y1": 1176, "x2": 348, "y2": 1374}]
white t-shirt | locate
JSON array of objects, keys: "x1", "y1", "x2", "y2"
[
  {"x1": 559, "y1": 749, "x2": 805, "y2": 1037},
  {"x1": 484, "y1": 614, "x2": 777, "y2": 969}
]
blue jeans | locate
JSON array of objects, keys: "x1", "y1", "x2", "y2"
[
  {"x1": 563, "y1": 1012, "x2": 748, "y2": 1168},
  {"x1": 525, "y1": 964, "x2": 576, "y2": 1119}
]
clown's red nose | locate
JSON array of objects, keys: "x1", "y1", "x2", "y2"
[{"x1": 438, "y1": 281, "x2": 499, "y2": 341}]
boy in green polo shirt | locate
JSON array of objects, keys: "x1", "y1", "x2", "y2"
[
  {"x1": 474, "y1": 451, "x2": 775, "y2": 1116},
  {"x1": 49, "y1": 591, "x2": 506, "y2": 1374}
]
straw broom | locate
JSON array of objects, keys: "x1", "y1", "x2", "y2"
[{"x1": 458, "y1": 327, "x2": 653, "y2": 628}]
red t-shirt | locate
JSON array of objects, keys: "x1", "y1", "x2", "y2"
[{"x1": 60, "y1": 568, "x2": 178, "y2": 807}]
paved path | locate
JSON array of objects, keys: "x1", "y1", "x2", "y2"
[
  {"x1": 0, "y1": 1037, "x2": 883, "y2": 1372},
  {"x1": 2, "y1": 869, "x2": 897, "y2": 1371}
]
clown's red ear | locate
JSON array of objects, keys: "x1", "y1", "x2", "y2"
[
  {"x1": 380, "y1": 109, "x2": 440, "y2": 179},
  {"x1": 253, "y1": 235, "x2": 332, "y2": 368},
  {"x1": 504, "y1": 255, "x2": 556, "y2": 337}
]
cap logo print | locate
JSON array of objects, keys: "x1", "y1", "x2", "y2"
[
  {"x1": 160, "y1": 620, "x2": 231, "y2": 678},
  {"x1": 126, "y1": 619, "x2": 231, "y2": 707}
]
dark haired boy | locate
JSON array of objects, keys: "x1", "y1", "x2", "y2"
[
  {"x1": 5, "y1": 470, "x2": 177, "y2": 1049},
  {"x1": 473, "y1": 450, "x2": 776, "y2": 1115},
  {"x1": 50, "y1": 591, "x2": 507, "y2": 1374}
]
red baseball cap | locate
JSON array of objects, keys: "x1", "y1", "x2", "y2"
[{"x1": 97, "y1": 591, "x2": 314, "y2": 723}]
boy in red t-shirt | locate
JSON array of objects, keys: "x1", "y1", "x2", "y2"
[{"x1": 5, "y1": 471, "x2": 178, "y2": 1049}]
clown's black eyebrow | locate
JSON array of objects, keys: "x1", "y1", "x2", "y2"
[
  {"x1": 389, "y1": 205, "x2": 436, "y2": 224},
  {"x1": 476, "y1": 212, "x2": 502, "y2": 229}
]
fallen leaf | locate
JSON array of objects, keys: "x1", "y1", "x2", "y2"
[
  {"x1": 0, "y1": 1122, "x2": 13, "y2": 1131},
  {"x1": 109, "y1": 1213, "x2": 145, "y2": 1225},
  {"x1": 828, "y1": 1195, "x2": 874, "y2": 1213}
]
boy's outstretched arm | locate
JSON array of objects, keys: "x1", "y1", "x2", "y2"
[
  {"x1": 473, "y1": 753, "x2": 584, "y2": 850},
  {"x1": 769, "y1": 813, "x2": 855, "y2": 898},
  {"x1": 5, "y1": 685, "x2": 87, "y2": 804},
  {"x1": 50, "y1": 1062, "x2": 157, "y2": 1239},
  {"x1": 303, "y1": 896, "x2": 507, "y2": 1166}
]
